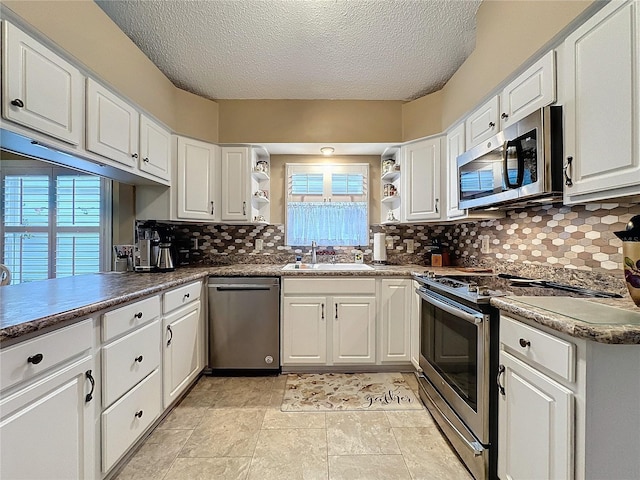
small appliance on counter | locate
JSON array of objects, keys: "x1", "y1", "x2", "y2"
[
  {"x1": 614, "y1": 214, "x2": 640, "y2": 307},
  {"x1": 134, "y1": 220, "x2": 177, "y2": 272}
]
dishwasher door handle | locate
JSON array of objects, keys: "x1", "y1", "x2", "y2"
[{"x1": 213, "y1": 285, "x2": 273, "y2": 291}]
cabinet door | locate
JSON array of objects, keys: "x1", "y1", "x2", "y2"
[
  {"x1": 86, "y1": 78, "x2": 139, "y2": 167},
  {"x1": 500, "y1": 50, "x2": 556, "y2": 127},
  {"x1": 498, "y1": 351, "x2": 573, "y2": 480},
  {"x1": 220, "y1": 147, "x2": 251, "y2": 222},
  {"x1": 0, "y1": 355, "x2": 95, "y2": 480},
  {"x1": 163, "y1": 302, "x2": 201, "y2": 407},
  {"x1": 563, "y1": 0, "x2": 640, "y2": 201},
  {"x1": 332, "y1": 296, "x2": 376, "y2": 364},
  {"x1": 139, "y1": 115, "x2": 171, "y2": 182},
  {"x1": 2, "y1": 21, "x2": 83, "y2": 145},
  {"x1": 465, "y1": 96, "x2": 499, "y2": 148},
  {"x1": 379, "y1": 280, "x2": 412, "y2": 363},
  {"x1": 282, "y1": 296, "x2": 327, "y2": 365},
  {"x1": 402, "y1": 137, "x2": 442, "y2": 222},
  {"x1": 176, "y1": 136, "x2": 219, "y2": 221},
  {"x1": 446, "y1": 123, "x2": 466, "y2": 219}
]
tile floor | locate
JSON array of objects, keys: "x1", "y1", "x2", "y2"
[{"x1": 114, "y1": 373, "x2": 473, "y2": 480}]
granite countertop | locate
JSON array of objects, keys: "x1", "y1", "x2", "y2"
[
  {"x1": 0, "y1": 263, "x2": 446, "y2": 347},
  {"x1": 491, "y1": 296, "x2": 640, "y2": 344}
]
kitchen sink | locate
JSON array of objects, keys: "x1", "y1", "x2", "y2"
[{"x1": 281, "y1": 263, "x2": 374, "y2": 271}]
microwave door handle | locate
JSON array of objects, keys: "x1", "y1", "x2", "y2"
[{"x1": 502, "y1": 140, "x2": 525, "y2": 189}]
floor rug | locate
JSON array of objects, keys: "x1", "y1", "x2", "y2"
[{"x1": 281, "y1": 373, "x2": 424, "y2": 411}]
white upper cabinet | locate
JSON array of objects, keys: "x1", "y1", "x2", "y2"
[
  {"x1": 2, "y1": 21, "x2": 83, "y2": 145},
  {"x1": 86, "y1": 78, "x2": 139, "y2": 168},
  {"x1": 176, "y1": 136, "x2": 220, "y2": 221},
  {"x1": 446, "y1": 123, "x2": 466, "y2": 220},
  {"x1": 500, "y1": 50, "x2": 556, "y2": 127},
  {"x1": 562, "y1": 0, "x2": 640, "y2": 203},
  {"x1": 402, "y1": 136, "x2": 443, "y2": 222},
  {"x1": 220, "y1": 146, "x2": 251, "y2": 222},
  {"x1": 139, "y1": 115, "x2": 171, "y2": 182},
  {"x1": 465, "y1": 96, "x2": 500, "y2": 149}
]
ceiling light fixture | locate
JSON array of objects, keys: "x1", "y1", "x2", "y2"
[{"x1": 320, "y1": 147, "x2": 335, "y2": 156}]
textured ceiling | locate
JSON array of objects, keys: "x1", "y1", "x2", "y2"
[{"x1": 96, "y1": 0, "x2": 482, "y2": 101}]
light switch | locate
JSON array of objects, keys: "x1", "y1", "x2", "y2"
[
  {"x1": 406, "y1": 239, "x2": 414, "y2": 253},
  {"x1": 255, "y1": 239, "x2": 264, "y2": 251},
  {"x1": 481, "y1": 237, "x2": 490, "y2": 254}
]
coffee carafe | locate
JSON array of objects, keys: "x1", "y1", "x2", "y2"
[{"x1": 156, "y1": 243, "x2": 175, "y2": 272}]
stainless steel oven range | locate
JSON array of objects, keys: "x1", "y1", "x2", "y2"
[{"x1": 412, "y1": 272, "x2": 620, "y2": 480}]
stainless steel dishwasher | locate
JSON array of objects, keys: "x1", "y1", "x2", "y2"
[{"x1": 207, "y1": 277, "x2": 280, "y2": 372}]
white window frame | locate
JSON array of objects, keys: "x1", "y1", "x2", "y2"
[{"x1": 0, "y1": 159, "x2": 111, "y2": 282}]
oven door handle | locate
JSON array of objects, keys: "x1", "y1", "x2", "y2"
[{"x1": 416, "y1": 289, "x2": 484, "y2": 325}]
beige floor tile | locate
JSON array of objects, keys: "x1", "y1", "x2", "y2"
[
  {"x1": 401, "y1": 372, "x2": 419, "y2": 393},
  {"x1": 179, "y1": 408, "x2": 265, "y2": 457},
  {"x1": 213, "y1": 387, "x2": 274, "y2": 408},
  {"x1": 392, "y1": 427, "x2": 473, "y2": 480},
  {"x1": 164, "y1": 457, "x2": 251, "y2": 480},
  {"x1": 385, "y1": 410, "x2": 434, "y2": 428},
  {"x1": 271, "y1": 374, "x2": 288, "y2": 390},
  {"x1": 247, "y1": 428, "x2": 328, "y2": 480},
  {"x1": 157, "y1": 405, "x2": 208, "y2": 430},
  {"x1": 144, "y1": 428, "x2": 193, "y2": 447},
  {"x1": 262, "y1": 408, "x2": 326, "y2": 429},
  {"x1": 326, "y1": 411, "x2": 400, "y2": 455},
  {"x1": 328, "y1": 455, "x2": 411, "y2": 480},
  {"x1": 113, "y1": 441, "x2": 182, "y2": 480}
]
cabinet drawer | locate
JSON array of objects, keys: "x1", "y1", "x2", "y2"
[
  {"x1": 102, "y1": 295, "x2": 160, "y2": 341},
  {"x1": 101, "y1": 369, "x2": 162, "y2": 473},
  {"x1": 164, "y1": 281, "x2": 202, "y2": 313},
  {"x1": 0, "y1": 319, "x2": 92, "y2": 392},
  {"x1": 501, "y1": 316, "x2": 575, "y2": 382},
  {"x1": 283, "y1": 278, "x2": 376, "y2": 295},
  {"x1": 102, "y1": 319, "x2": 160, "y2": 407}
]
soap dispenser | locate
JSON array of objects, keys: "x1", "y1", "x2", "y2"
[{"x1": 354, "y1": 246, "x2": 364, "y2": 264}]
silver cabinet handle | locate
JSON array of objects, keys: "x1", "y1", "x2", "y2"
[{"x1": 564, "y1": 156, "x2": 573, "y2": 187}]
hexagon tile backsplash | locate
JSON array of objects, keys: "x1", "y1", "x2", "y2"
[{"x1": 164, "y1": 202, "x2": 639, "y2": 277}]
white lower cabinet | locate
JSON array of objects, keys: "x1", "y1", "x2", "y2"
[
  {"x1": 0, "y1": 320, "x2": 95, "y2": 480},
  {"x1": 497, "y1": 312, "x2": 640, "y2": 480},
  {"x1": 379, "y1": 279, "x2": 413, "y2": 363},
  {"x1": 332, "y1": 296, "x2": 376, "y2": 364},
  {"x1": 163, "y1": 302, "x2": 202, "y2": 407},
  {"x1": 282, "y1": 278, "x2": 377, "y2": 367},
  {"x1": 498, "y1": 351, "x2": 573, "y2": 480}
]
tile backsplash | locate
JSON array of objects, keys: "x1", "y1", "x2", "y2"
[{"x1": 157, "y1": 201, "x2": 638, "y2": 282}]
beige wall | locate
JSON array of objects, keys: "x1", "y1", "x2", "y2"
[
  {"x1": 218, "y1": 100, "x2": 403, "y2": 144},
  {"x1": 174, "y1": 88, "x2": 219, "y2": 143},
  {"x1": 402, "y1": 0, "x2": 595, "y2": 138},
  {"x1": 268, "y1": 155, "x2": 381, "y2": 224},
  {"x1": 2, "y1": 0, "x2": 218, "y2": 142}
]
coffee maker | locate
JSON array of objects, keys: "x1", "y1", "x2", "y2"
[{"x1": 134, "y1": 220, "x2": 158, "y2": 272}]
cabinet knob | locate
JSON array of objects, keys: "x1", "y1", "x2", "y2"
[
  {"x1": 134, "y1": 355, "x2": 144, "y2": 363},
  {"x1": 11, "y1": 98, "x2": 24, "y2": 108},
  {"x1": 501, "y1": 113, "x2": 509, "y2": 120},
  {"x1": 27, "y1": 353, "x2": 44, "y2": 365},
  {"x1": 489, "y1": 121, "x2": 496, "y2": 128},
  {"x1": 134, "y1": 410, "x2": 143, "y2": 419},
  {"x1": 132, "y1": 153, "x2": 139, "y2": 159},
  {"x1": 519, "y1": 338, "x2": 531, "y2": 348},
  {"x1": 143, "y1": 157, "x2": 149, "y2": 163},
  {"x1": 134, "y1": 311, "x2": 143, "y2": 319}
]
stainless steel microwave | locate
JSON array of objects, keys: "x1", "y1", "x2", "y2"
[{"x1": 457, "y1": 106, "x2": 563, "y2": 210}]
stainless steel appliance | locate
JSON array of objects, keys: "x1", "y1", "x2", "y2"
[
  {"x1": 155, "y1": 243, "x2": 175, "y2": 272},
  {"x1": 457, "y1": 106, "x2": 563, "y2": 210},
  {"x1": 207, "y1": 277, "x2": 280, "y2": 372},
  {"x1": 412, "y1": 272, "x2": 620, "y2": 480}
]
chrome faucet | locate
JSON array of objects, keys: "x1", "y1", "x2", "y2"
[{"x1": 311, "y1": 241, "x2": 318, "y2": 264}]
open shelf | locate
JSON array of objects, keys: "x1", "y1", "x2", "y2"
[
  {"x1": 381, "y1": 170, "x2": 400, "y2": 182},
  {"x1": 252, "y1": 195, "x2": 270, "y2": 204},
  {"x1": 251, "y1": 170, "x2": 270, "y2": 181},
  {"x1": 381, "y1": 195, "x2": 400, "y2": 204}
]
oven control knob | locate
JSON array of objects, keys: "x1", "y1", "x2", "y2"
[
  {"x1": 468, "y1": 285, "x2": 478, "y2": 293},
  {"x1": 426, "y1": 271, "x2": 436, "y2": 278},
  {"x1": 477, "y1": 286, "x2": 490, "y2": 295}
]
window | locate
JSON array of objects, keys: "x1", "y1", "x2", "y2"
[
  {"x1": 286, "y1": 163, "x2": 369, "y2": 246},
  {"x1": 1, "y1": 161, "x2": 109, "y2": 284}
]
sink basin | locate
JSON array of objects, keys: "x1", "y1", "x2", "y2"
[{"x1": 282, "y1": 263, "x2": 374, "y2": 271}]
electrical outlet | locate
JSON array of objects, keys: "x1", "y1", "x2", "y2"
[
  {"x1": 406, "y1": 239, "x2": 414, "y2": 254},
  {"x1": 192, "y1": 238, "x2": 199, "y2": 250},
  {"x1": 255, "y1": 239, "x2": 263, "y2": 251},
  {"x1": 386, "y1": 237, "x2": 394, "y2": 250},
  {"x1": 481, "y1": 237, "x2": 490, "y2": 254}
]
